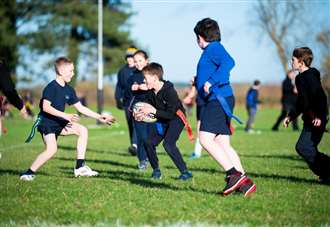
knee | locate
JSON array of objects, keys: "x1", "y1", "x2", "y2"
[
  {"x1": 78, "y1": 125, "x2": 88, "y2": 137},
  {"x1": 162, "y1": 141, "x2": 175, "y2": 151},
  {"x1": 46, "y1": 146, "x2": 58, "y2": 156},
  {"x1": 295, "y1": 141, "x2": 304, "y2": 156}
]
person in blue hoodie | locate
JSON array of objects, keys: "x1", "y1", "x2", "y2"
[
  {"x1": 194, "y1": 18, "x2": 256, "y2": 197},
  {"x1": 245, "y1": 80, "x2": 261, "y2": 133}
]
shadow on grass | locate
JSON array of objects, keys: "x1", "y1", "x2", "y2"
[
  {"x1": 55, "y1": 157, "x2": 137, "y2": 170},
  {"x1": 0, "y1": 169, "x2": 49, "y2": 176},
  {"x1": 58, "y1": 145, "x2": 133, "y2": 157},
  {"x1": 240, "y1": 154, "x2": 303, "y2": 162},
  {"x1": 248, "y1": 172, "x2": 318, "y2": 184}
]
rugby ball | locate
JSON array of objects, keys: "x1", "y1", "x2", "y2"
[{"x1": 133, "y1": 102, "x2": 157, "y2": 123}]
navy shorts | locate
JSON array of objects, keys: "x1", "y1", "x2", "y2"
[
  {"x1": 38, "y1": 122, "x2": 68, "y2": 138},
  {"x1": 200, "y1": 96, "x2": 235, "y2": 135},
  {"x1": 196, "y1": 104, "x2": 205, "y2": 121}
]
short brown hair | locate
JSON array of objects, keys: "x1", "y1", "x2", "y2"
[
  {"x1": 293, "y1": 47, "x2": 313, "y2": 67},
  {"x1": 142, "y1": 62, "x2": 163, "y2": 80},
  {"x1": 55, "y1": 57, "x2": 73, "y2": 74},
  {"x1": 194, "y1": 18, "x2": 221, "y2": 42}
]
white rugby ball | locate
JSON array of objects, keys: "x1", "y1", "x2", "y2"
[{"x1": 133, "y1": 102, "x2": 157, "y2": 123}]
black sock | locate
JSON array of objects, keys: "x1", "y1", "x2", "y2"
[
  {"x1": 76, "y1": 159, "x2": 85, "y2": 169},
  {"x1": 26, "y1": 168, "x2": 35, "y2": 175},
  {"x1": 226, "y1": 167, "x2": 239, "y2": 176}
]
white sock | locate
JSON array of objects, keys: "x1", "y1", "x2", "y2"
[{"x1": 194, "y1": 138, "x2": 202, "y2": 156}]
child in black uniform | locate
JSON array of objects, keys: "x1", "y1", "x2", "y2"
[
  {"x1": 284, "y1": 47, "x2": 330, "y2": 184},
  {"x1": 135, "y1": 63, "x2": 193, "y2": 180},
  {"x1": 20, "y1": 57, "x2": 115, "y2": 181}
]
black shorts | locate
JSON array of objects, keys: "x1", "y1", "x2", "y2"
[{"x1": 200, "y1": 96, "x2": 235, "y2": 135}]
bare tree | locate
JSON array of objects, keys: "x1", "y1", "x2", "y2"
[
  {"x1": 253, "y1": 1, "x2": 303, "y2": 72},
  {"x1": 317, "y1": 29, "x2": 330, "y2": 106}
]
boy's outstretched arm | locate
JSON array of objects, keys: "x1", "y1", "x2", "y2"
[
  {"x1": 73, "y1": 102, "x2": 115, "y2": 124},
  {"x1": 43, "y1": 99, "x2": 79, "y2": 122}
]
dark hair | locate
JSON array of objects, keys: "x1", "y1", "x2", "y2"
[
  {"x1": 194, "y1": 18, "x2": 221, "y2": 42},
  {"x1": 133, "y1": 50, "x2": 148, "y2": 60},
  {"x1": 125, "y1": 46, "x2": 137, "y2": 59},
  {"x1": 55, "y1": 57, "x2": 73, "y2": 74},
  {"x1": 293, "y1": 47, "x2": 313, "y2": 67},
  {"x1": 142, "y1": 62, "x2": 163, "y2": 80},
  {"x1": 253, "y1": 80, "x2": 261, "y2": 86}
]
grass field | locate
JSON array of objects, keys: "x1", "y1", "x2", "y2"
[{"x1": 0, "y1": 106, "x2": 329, "y2": 226}]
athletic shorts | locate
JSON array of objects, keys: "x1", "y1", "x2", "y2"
[{"x1": 200, "y1": 96, "x2": 235, "y2": 135}]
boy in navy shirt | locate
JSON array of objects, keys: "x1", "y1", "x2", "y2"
[
  {"x1": 135, "y1": 63, "x2": 193, "y2": 180},
  {"x1": 194, "y1": 18, "x2": 256, "y2": 196},
  {"x1": 284, "y1": 47, "x2": 330, "y2": 184},
  {"x1": 245, "y1": 80, "x2": 261, "y2": 132},
  {"x1": 20, "y1": 57, "x2": 115, "y2": 181}
]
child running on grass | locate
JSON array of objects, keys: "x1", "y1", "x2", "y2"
[
  {"x1": 194, "y1": 18, "x2": 256, "y2": 197},
  {"x1": 20, "y1": 57, "x2": 115, "y2": 181},
  {"x1": 284, "y1": 47, "x2": 330, "y2": 184},
  {"x1": 135, "y1": 62, "x2": 193, "y2": 180}
]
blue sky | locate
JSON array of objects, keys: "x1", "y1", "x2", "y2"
[{"x1": 128, "y1": 0, "x2": 330, "y2": 84}]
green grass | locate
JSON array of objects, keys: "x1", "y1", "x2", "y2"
[{"x1": 0, "y1": 106, "x2": 329, "y2": 226}]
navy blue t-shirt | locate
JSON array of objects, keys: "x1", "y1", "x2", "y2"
[{"x1": 39, "y1": 80, "x2": 79, "y2": 127}]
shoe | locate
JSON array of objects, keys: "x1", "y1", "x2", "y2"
[
  {"x1": 151, "y1": 168, "x2": 162, "y2": 180},
  {"x1": 189, "y1": 152, "x2": 201, "y2": 160},
  {"x1": 138, "y1": 160, "x2": 148, "y2": 170},
  {"x1": 272, "y1": 127, "x2": 279, "y2": 131},
  {"x1": 222, "y1": 172, "x2": 247, "y2": 196},
  {"x1": 178, "y1": 171, "x2": 193, "y2": 180},
  {"x1": 74, "y1": 165, "x2": 99, "y2": 177},
  {"x1": 238, "y1": 177, "x2": 256, "y2": 197},
  {"x1": 20, "y1": 173, "x2": 35, "y2": 181},
  {"x1": 319, "y1": 176, "x2": 330, "y2": 185},
  {"x1": 128, "y1": 145, "x2": 137, "y2": 156}
]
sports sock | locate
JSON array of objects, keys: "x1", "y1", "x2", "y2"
[
  {"x1": 194, "y1": 138, "x2": 202, "y2": 156},
  {"x1": 26, "y1": 168, "x2": 35, "y2": 175},
  {"x1": 226, "y1": 167, "x2": 239, "y2": 176},
  {"x1": 75, "y1": 159, "x2": 85, "y2": 169}
]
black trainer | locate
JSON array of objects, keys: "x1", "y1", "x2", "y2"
[
  {"x1": 128, "y1": 145, "x2": 137, "y2": 156},
  {"x1": 222, "y1": 173, "x2": 247, "y2": 196}
]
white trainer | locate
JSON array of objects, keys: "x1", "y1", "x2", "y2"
[
  {"x1": 74, "y1": 165, "x2": 99, "y2": 177},
  {"x1": 20, "y1": 174, "x2": 35, "y2": 181}
]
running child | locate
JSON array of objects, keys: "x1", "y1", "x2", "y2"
[
  {"x1": 194, "y1": 18, "x2": 256, "y2": 196},
  {"x1": 284, "y1": 47, "x2": 330, "y2": 184},
  {"x1": 20, "y1": 57, "x2": 115, "y2": 181}
]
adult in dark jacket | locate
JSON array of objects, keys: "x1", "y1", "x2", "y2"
[{"x1": 272, "y1": 70, "x2": 298, "y2": 131}]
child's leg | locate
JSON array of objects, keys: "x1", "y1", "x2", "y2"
[
  {"x1": 215, "y1": 134, "x2": 244, "y2": 174},
  {"x1": 194, "y1": 120, "x2": 203, "y2": 156},
  {"x1": 143, "y1": 124, "x2": 163, "y2": 170},
  {"x1": 30, "y1": 133, "x2": 58, "y2": 172},
  {"x1": 60, "y1": 122, "x2": 88, "y2": 160},
  {"x1": 162, "y1": 118, "x2": 187, "y2": 173},
  {"x1": 199, "y1": 131, "x2": 234, "y2": 171}
]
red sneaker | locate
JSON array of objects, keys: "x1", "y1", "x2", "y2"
[
  {"x1": 222, "y1": 173, "x2": 247, "y2": 196},
  {"x1": 239, "y1": 178, "x2": 256, "y2": 197}
]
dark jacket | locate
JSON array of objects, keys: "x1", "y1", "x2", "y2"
[
  {"x1": 0, "y1": 62, "x2": 23, "y2": 110},
  {"x1": 115, "y1": 64, "x2": 135, "y2": 108},
  {"x1": 124, "y1": 69, "x2": 149, "y2": 108},
  {"x1": 246, "y1": 87, "x2": 260, "y2": 109},
  {"x1": 145, "y1": 81, "x2": 185, "y2": 122},
  {"x1": 282, "y1": 76, "x2": 297, "y2": 105},
  {"x1": 289, "y1": 68, "x2": 328, "y2": 123}
]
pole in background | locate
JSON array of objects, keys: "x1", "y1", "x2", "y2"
[{"x1": 97, "y1": 0, "x2": 104, "y2": 117}]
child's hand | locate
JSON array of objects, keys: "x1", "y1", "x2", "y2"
[
  {"x1": 64, "y1": 113, "x2": 79, "y2": 122},
  {"x1": 312, "y1": 118, "x2": 322, "y2": 127},
  {"x1": 283, "y1": 117, "x2": 291, "y2": 128},
  {"x1": 204, "y1": 81, "x2": 212, "y2": 94},
  {"x1": 132, "y1": 83, "x2": 139, "y2": 91},
  {"x1": 139, "y1": 83, "x2": 148, "y2": 91},
  {"x1": 99, "y1": 114, "x2": 116, "y2": 125}
]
